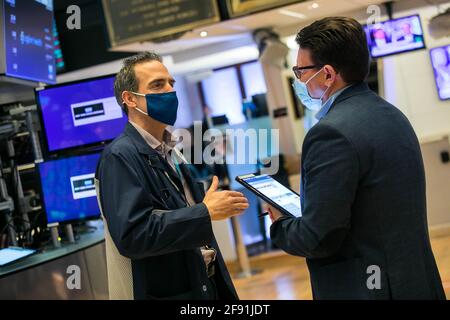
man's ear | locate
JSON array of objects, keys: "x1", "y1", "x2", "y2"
[
  {"x1": 122, "y1": 91, "x2": 137, "y2": 108},
  {"x1": 323, "y1": 65, "x2": 337, "y2": 85}
]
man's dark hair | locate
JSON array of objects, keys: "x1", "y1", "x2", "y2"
[
  {"x1": 296, "y1": 17, "x2": 370, "y2": 84},
  {"x1": 114, "y1": 51, "x2": 162, "y2": 115}
]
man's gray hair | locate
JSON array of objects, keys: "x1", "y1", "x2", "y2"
[{"x1": 114, "y1": 51, "x2": 163, "y2": 115}]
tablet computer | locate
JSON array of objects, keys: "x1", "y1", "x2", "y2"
[
  {"x1": 0, "y1": 247, "x2": 37, "y2": 267},
  {"x1": 235, "y1": 174, "x2": 302, "y2": 217}
]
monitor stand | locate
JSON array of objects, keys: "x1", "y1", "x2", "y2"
[
  {"x1": 65, "y1": 224, "x2": 75, "y2": 244},
  {"x1": 49, "y1": 223, "x2": 61, "y2": 248},
  {"x1": 48, "y1": 223, "x2": 76, "y2": 248}
]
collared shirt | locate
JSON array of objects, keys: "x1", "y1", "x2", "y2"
[
  {"x1": 129, "y1": 121, "x2": 195, "y2": 204},
  {"x1": 315, "y1": 85, "x2": 352, "y2": 121},
  {"x1": 129, "y1": 121, "x2": 216, "y2": 271}
]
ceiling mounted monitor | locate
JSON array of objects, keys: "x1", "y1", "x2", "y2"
[
  {"x1": 364, "y1": 14, "x2": 426, "y2": 59},
  {"x1": 0, "y1": 0, "x2": 56, "y2": 84}
]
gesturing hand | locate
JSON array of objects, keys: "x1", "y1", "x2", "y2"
[{"x1": 203, "y1": 176, "x2": 249, "y2": 221}]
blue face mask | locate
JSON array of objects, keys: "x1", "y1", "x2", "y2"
[
  {"x1": 292, "y1": 67, "x2": 329, "y2": 112},
  {"x1": 131, "y1": 91, "x2": 178, "y2": 126}
]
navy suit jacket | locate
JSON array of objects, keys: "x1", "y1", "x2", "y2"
[{"x1": 271, "y1": 82, "x2": 446, "y2": 299}]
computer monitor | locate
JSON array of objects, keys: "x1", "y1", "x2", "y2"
[
  {"x1": 430, "y1": 45, "x2": 450, "y2": 101},
  {"x1": 37, "y1": 152, "x2": 101, "y2": 225},
  {"x1": 364, "y1": 14, "x2": 426, "y2": 59},
  {"x1": 1, "y1": 0, "x2": 56, "y2": 83},
  {"x1": 35, "y1": 74, "x2": 128, "y2": 156}
]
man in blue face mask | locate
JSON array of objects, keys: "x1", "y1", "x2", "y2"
[
  {"x1": 291, "y1": 48, "x2": 352, "y2": 132},
  {"x1": 95, "y1": 52, "x2": 248, "y2": 300},
  {"x1": 291, "y1": 51, "x2": 350, "y2": 117}
]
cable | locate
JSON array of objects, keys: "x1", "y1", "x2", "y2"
[
  {"x1": 0, "y1": 215, "x2": 16, "y2": 239},
  {"x1": 0, "y1": 210, "x2": 43, "y2": 246}
]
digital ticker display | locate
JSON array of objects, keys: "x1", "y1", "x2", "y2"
[{"x1": 3, "y1": 0, "x2": 56, "y2": 83}]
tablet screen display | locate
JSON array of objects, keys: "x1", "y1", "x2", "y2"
[{"x1": 241, "y1": 174, "x2": 302, "y2": 217}]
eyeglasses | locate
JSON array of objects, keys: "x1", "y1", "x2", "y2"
[{"x1": 292, "y1": 65, "x2": 321, "y2": 79}]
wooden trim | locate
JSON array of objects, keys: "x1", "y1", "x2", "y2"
[{"x1": 429, "y1": 223, "x2": 450, "y2": 239}]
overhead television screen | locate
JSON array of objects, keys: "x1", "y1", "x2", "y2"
[
  {"x1": 430, "y1": 45, "x2": 450, "y2": 101},
  {"x1": 364, "y1": 14, "x2": 426, "y2": 58}
]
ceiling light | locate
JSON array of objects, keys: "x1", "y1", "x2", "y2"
[
  {"x1": 200, "y1": 31, "x2": 208, "y2": 37},
  {"x1": 310, "y1": 2, "x2": 319, "y2": 9},
  {"x1": 278, "y1": 9, "x2": 307, "y2": 19}
]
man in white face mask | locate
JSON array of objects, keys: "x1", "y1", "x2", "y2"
[{"x1": 267, "y1": 17, "x2": 445, "y2": 300}]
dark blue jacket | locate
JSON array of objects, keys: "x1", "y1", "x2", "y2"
[
  {"x1": 271, "y1": 83, "x2": 446, "y2": 299},
  {"x1": 96, "y1": 123, "x2": 238, "y2": 300}
]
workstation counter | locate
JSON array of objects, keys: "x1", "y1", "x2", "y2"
[{"x1": 0, "y1": 221, "x2": 108, "y2": 299}]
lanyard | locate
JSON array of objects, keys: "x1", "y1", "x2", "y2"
[
  {"x1": 164, "y1": 147, "x2": 190, "y2": 205},
  {"x1": 171, "y1": 148, "x2": 184, "y2": 181}
]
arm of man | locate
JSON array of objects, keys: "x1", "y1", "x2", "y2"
[
  {"x1": 97, "y1": 151, "x2": 214, "y2": 260},
  {"x1": 270, "y1": 123, "x2": 359, "y2": 259}
]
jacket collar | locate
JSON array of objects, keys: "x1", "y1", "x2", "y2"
[
  {"x1": 129, "y1": 120, "x2": 177, "y2": 154},
  {"x1": 331, "y1": 82, "x2": 371, "y2": 107},
  {"x1": 124, "y1": 122, "x2": 160, "y2": 156}
]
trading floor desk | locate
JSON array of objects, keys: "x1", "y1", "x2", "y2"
[{"x1": 0, "y1": 221, "x2": 108, "y2": 299}]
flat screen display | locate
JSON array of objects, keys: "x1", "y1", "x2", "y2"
[
  {"x1": 430, "y1": 45, "x2": 450, "y2": 101},
  {"x1": 237, "y1": 174, "x2": 302, "y2": 218},
  {"x1": 364, "y1": 14, "x2": 426, "y2": 58},
  {"x1": 3, "y1": 0, "x2": 56, "y2": 83},
  {"x1": 37, "y1": 153, "x2": 101, "y2": 224},
  {"x1": 36, "y1": 75, "x2": 128, "y2": 154},
  {"x1": 0, "y1": 247, "x2": 36, "y2": 266}
]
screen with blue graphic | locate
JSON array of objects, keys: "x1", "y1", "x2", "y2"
[
  {"x1": 36, "y1": 75, "x2": 128, "y2": 153},
  {"x1": 364, "y1": 14, "x2": 425, "y2": 58},
  {"x1": 3, "y1": 0, "x2": 56, "y2": 83},
  {"x1": 38, "y1": 153, "x2": 101, "y2": 224},
  {"x1": 430, "y1": 45, "x2": 450, "y2": 101}
]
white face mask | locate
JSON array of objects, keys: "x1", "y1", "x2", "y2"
[{"x1": 292, "y1": 67, "x2": 330, "y2": 111}]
